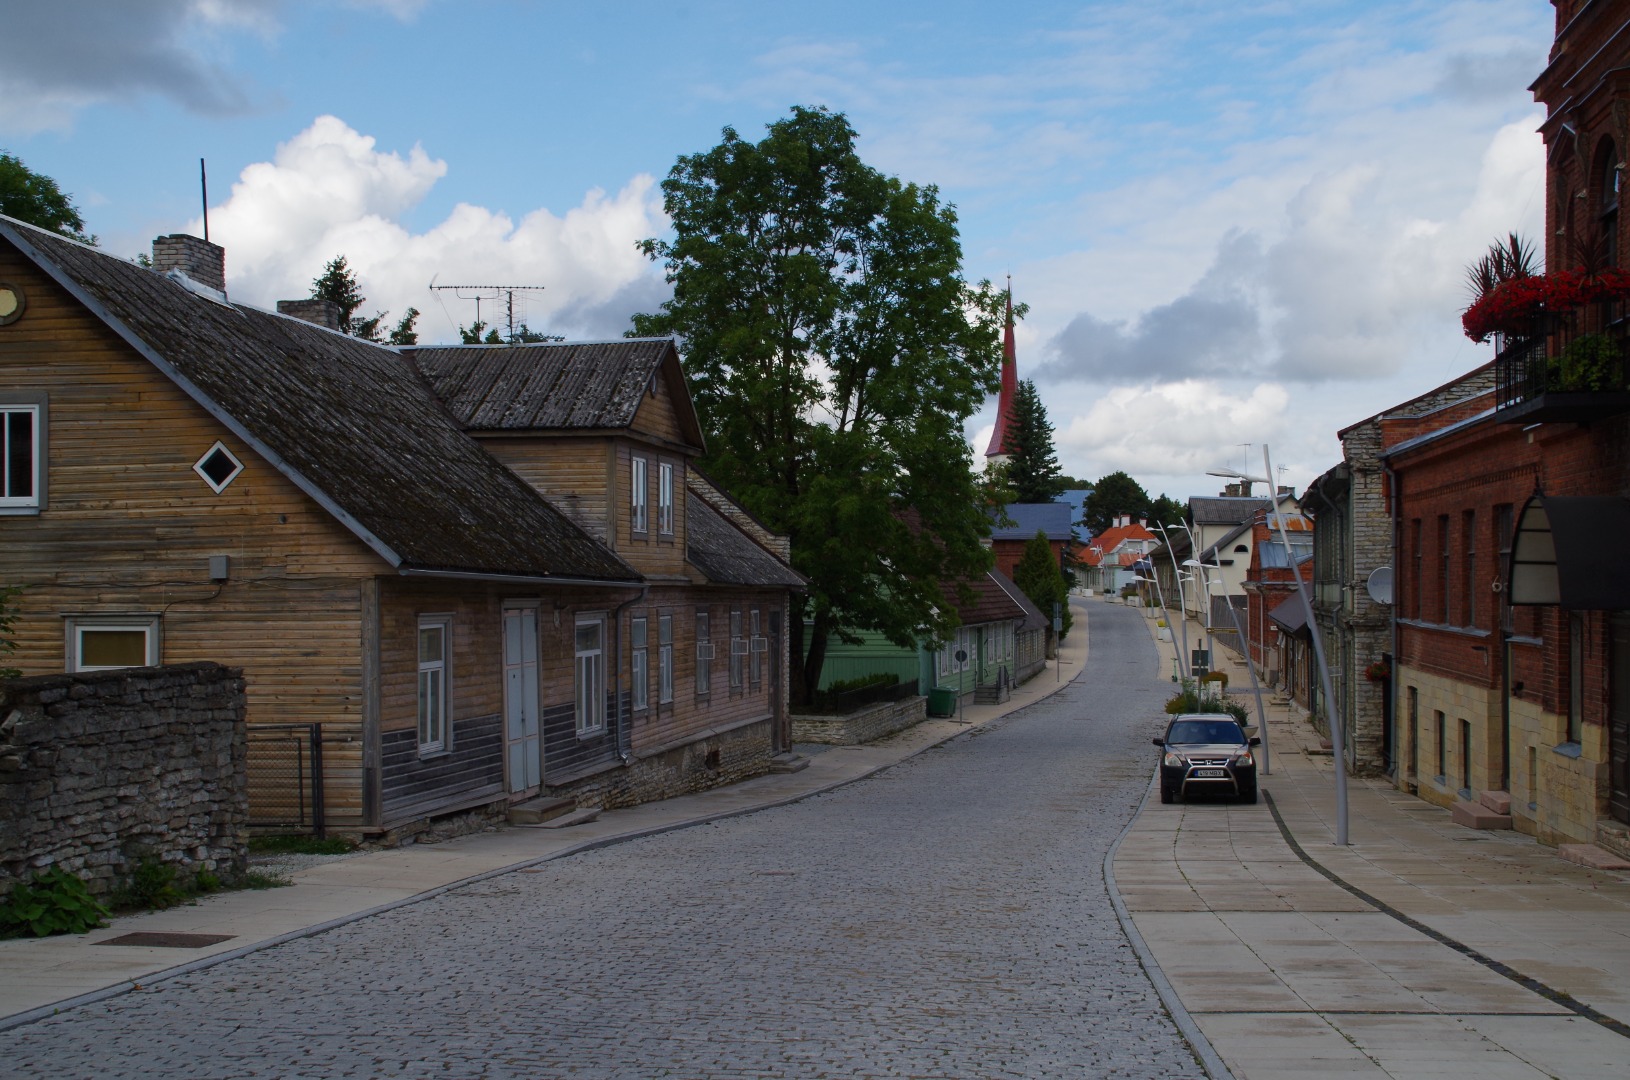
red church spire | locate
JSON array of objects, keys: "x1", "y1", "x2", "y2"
[{"x1": 984, "y1": 282, "x2": 1018, "y2": 460}]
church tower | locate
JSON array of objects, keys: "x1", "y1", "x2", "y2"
[{"x1": 984, "y1": 284, "x2": 1018, "y2": 466}]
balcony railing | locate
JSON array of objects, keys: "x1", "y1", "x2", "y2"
[{"x1": 1494, "y1": 320, "x2": 1630, "y2": 423}]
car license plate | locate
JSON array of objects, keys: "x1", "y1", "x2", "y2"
[{"x1": 1195, "y1": 768, "x2": 1226, "y2": 777}]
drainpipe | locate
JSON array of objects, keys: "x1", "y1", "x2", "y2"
[
  {"x1": 1385, "y1": 460, "x2": 1403, "y2": 785},
  {"x1": 610, "y1": 586, "x2": 649, "y2": 763}
]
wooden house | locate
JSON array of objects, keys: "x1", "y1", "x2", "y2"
[{"x1": 0, "y1": 217, "x2": 802, "y2": 837}]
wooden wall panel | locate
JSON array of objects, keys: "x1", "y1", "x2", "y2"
[{"x1": 481, "y1": 437, "x2": 611, "y2": 542}]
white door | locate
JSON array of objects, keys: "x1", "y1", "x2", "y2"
[{"x1": 503, "y1": 606, "x2": 541, "y2": 793}]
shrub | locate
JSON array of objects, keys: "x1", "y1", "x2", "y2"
[
  {"x1": 1201, "y1": 670, "x2": 1229, "y2": 690},
  {"x1": 0, "y1": 867, "x2": 109, "y2": 938},
  {"x1": 1164, "y1": 677, "x2": 1247, "y2": 724},
  {"x1": 110, "y1": 857, "x2": 186, "y2": 912}
]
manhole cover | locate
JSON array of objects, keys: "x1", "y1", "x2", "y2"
[{"x1": 95, "y1": 932, "x2": 235, "y2": 949}]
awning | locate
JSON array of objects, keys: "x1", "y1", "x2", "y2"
[
  {"x1": 1509, "y1": 494, "x2": 1630, "y2": 609},
  {"x1": 1267, "y1": 593, "x2": 1310, "y2": 637}
]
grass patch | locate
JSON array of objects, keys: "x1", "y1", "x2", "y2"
[{"x1": 248, "y1": 834, "x2": 356, "y2": 856}]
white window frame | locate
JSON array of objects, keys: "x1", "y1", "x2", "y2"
[
  {"x1": 658, "y1": 461, "x2": 675, "y2": 535},
  {"x1": 730, "y1": 610, "x2": 745, "y2": 689},
  {"x1": 749, "y1": 609, "x2": 764, "y2": 688},
  {"x1": 695, "y1": 611, "x2": 712, "y2": 696},
  {"x1": 630, "y1": 456, "x2": 648, "y2": 534},
  {"x1": 631, "y1": 615, "x2": 649, "y2": 712},
  {"x1": 1, "y1": 401, "x2": 43, "y2": 512},
  {"x1": 193, "y1": 440, "x2": 244, "y2": 494},
  {"x1": 658, "y1": 614, "x2": 674, "y2": 704},
  {"x1": 417, "y1": 615, "x2": 452, "y2": 755},
  {"x1": 67, "y1": 616, "x2": 160, "y2": 673},
  {"x1": 575, "y1": 613, "x2": 607, "y2": 736}
]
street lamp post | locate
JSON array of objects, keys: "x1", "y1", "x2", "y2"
[
  {"x1": 1153, "y1": 523, "x2": 1191, "y2": 679},
  {"x1": 1185, "y1": 557, "x2": 1271, "y2": 776},
  {"x1": 1209, "y1": 447, "x2": 1348, "y2": 845}
]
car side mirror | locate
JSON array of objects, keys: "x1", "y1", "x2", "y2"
[
  {"x1": 1249, "y1": 737, "x2": 1261, "y2": 746},
  {"x1": 1152, "y1": 737, "x2": 1165, "y2": 747}
]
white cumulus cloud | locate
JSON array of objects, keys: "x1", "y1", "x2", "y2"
[{"x1": 198, "y1": 116, "x2": 670, "y2": 343}]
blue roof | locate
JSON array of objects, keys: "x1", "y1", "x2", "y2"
[
  {"x1": 1059, "y1": 488, "x2": 1091, "y2": 541},
  {"x1": 989, "y1": 502, "x2": 1076, "y2": 541}
]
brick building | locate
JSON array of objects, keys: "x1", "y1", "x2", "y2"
[
  {"x1": 1380, "y1": 0, "x2": 1630, "y2": 850},
  {"x1": 1301, "y1": 365, "x2": 1496, "y2": 775}
]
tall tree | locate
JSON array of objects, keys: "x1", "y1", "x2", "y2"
[
  {"x1": 1005, "y1": 379, "x2": 1065, "y2": 503},
  {"x1": 0, "y1": 151, "x2": 95, "y2": 244},
  {"x1": 1148, "y1": 493, "x2": 1187, "y2": 530},
  {"x1": 1081, "y1": 470, "x2": 1154, "y2": 534},
  {"x1": 632, "y1": 106, "x2": 1008, "y2": 702},
  {"x1": 1013, "y1": 530, "x2": 1071, "y2": 642}
]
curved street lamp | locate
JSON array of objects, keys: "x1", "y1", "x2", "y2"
[{"x1": 1209, "y1": 446, "x2": 1347, "y2": 844}]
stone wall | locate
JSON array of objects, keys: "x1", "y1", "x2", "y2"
[
  {"x1": 0, "y1": 663, "x2": 248, "y2": 895},
  {"x1": 552, "y1": 715, "x2": 773, "y2": 811},
  {"x1": 793, "y1": 696, "x2": 927, "y2": 746}
]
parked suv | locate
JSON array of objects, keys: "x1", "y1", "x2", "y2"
[{"x1": 1154, "y1": 714, "x2": 1260, "y2": 804}]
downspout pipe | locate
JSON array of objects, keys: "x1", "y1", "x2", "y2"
[
  {"x1": 610, "y1": 586, "x2": 649, "y2": 763},
  {"x1": 1385, "y1": 460, "x2": 1406, "y2": 787}
]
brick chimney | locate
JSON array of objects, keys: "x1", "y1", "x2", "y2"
[
  {"x1": 152, "y1": 234, "x2": 225, "y2": 293},
  {"x1": 277, "y1": 299, "x2": 343, "y2": 331}
]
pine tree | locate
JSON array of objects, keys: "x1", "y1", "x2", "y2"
[
  {"x1": 1013, "y1": 530, "x2": 1071, "y2": 642},
  {"x1": 1006, "y1": 379, "x2": 1064, "y2": 503}
]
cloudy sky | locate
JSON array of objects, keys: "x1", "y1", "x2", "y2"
[{"x1": 1, "y1": 0, "x2": 1552, "y2": 502}]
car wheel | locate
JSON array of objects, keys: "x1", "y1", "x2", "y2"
[
  {"x1": 1159, "y1": 784, "x2": 1176, "y2": 804},
  {"x1": 1238, "y1": 784, "x2": 1258, "y2": 804}
]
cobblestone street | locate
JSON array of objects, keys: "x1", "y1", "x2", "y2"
[{"x1": 8, "y1": 603, "x2": 1202, "y2": 1079}]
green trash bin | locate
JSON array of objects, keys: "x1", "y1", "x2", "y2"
[{"x1": 927, "y1": 686, "x2": 957, "y2": 717}]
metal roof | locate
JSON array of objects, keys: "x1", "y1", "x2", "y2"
[
  {"x1": 989, "y1": 502, "x2": 1076, "y2": 541},
  {"x1": 409, "y1": 338, "x2": 705, "y2": 449}
]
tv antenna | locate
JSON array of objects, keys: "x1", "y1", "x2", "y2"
[{"x1": 428, "y1": 281, "x2": 550, "y2": 342}]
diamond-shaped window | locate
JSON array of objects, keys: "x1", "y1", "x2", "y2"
[{"x1": 194, "y1": 442, "x2": 243, "y2": 493}]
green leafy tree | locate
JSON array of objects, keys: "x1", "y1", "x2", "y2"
[
  {"x1": 0, "y1": 151, "x2": 95, "y2": 245},
  {"x1": 1013, "y1": 530, "x2": 1071, "y2": 642},
  {"x1": 386, "y1": 307, "x2": 420, "y2": 346},
  {"x1": 458, "y1": 319, "x2": 504, "y2": 344},
  {"x1": 1005, "y1": 379, "x2": 1065, "y2": 503},
  {"x1": 632, "y1": 106, "x2": 1008, "y2": 702},
  {"x1": 1081, "y1": 471, "x2": 1154, "y2": 534},
  {"x1": 1149, "y1": 494, "x2": 1187, "y2": 531}
]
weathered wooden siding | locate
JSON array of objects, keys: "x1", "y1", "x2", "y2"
[
  {"x1": 624, "y1": 587, "x2": 781, "y2": 758},
  {"x1": 480, "y1": 436, "x2": 612, "y2": 543},
  {"x1": 614, "y1": 441, "x2": 689, "y2": 578},
  {"x1": 631, "y1": 379, "x2": 686, "y2": 445},
  {"x1": 0, "y1": 248, "x2": 382, "y2": 827}
]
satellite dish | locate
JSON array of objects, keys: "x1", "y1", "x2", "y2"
[{"x1": 1367, "y1": 566, "x2": 1394, "y2": 605}]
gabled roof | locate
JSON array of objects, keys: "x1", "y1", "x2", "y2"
[
  {"x1": 685, "y1": 491, "x2": 804, "y2": 589},
  {"x1": 946, "y1": 568, "x2": 1041, "y2": 628},
  {"x1": 988, "y1": 502, "x2": 1075, "y2": 541},
  {"x1": 1, "y1": 217, "x2": 639, "y2": 585},
  {"x1": 1084, "y1": 521, "x2": 1156, "y2": 557},
  {"x1": 1189, "y1": 495, "x2": 1270, "y2": 526},
  {"x1": 988, "y1": 568, "x2": 1048, "y2": 632},
  {"x1": 408, "y1": 338, "x2": 705, "y2": 450}
]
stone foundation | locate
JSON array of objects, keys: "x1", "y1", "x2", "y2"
[{"x1": 548, "y1": 717, "x2": 774, "y2": 811}]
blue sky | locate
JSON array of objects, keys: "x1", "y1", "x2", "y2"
[{"x1": 2, "y1": 0, "x2": 1553, "y2": 503}]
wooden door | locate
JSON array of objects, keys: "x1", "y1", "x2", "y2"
[{"x1": 504, "y1": 605, "x2": 541, "y2": 794}]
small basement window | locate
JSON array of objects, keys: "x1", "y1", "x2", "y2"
[
  {"x1": 68, "y1": 617, "x2": 160, "y2": 672},
  {"x1": 194, "y1": 442, "x2": 243, "y2": 493}
]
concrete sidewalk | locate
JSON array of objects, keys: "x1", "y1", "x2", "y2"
[
  {"x1": 0, "y1": 614, "x2": 1092, "y2": 1030},
  {"x1": 1117, "y1": 601, "x2": 1630, "y2": 1079}
]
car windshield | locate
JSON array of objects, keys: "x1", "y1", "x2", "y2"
[{"x1": 1166, "y1": 719, "x2": 1244, "y2": 745}]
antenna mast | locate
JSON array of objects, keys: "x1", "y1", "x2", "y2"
[{"x1": 428, "y1": 283, "x2": 550, "y2": 341}]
